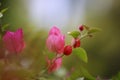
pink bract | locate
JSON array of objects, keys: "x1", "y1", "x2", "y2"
[
  {"x1": 3, "y1": 28, "x2": 25, "y2": 54},
  {"x1": 46, "y1": 26, "x2": 65, "y2": 54}
]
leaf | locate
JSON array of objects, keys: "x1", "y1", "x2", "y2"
[
  {"x1": 1, "y1": 8, "x2": 8, "y2": 13},
  {"x1": 68, "y1": 31, "x2": 80, "y2": 38},
  {"x1": 88, "y1": 28, "x2": 101, "y2": 34},
  {"x1": 67, "y1": 66, "x2": 95, "y2": 80},
  {"x1": 2, "y1": 24, "x2": 9, "y2": 31},
  {"x1": 73, "y1": 47, "x2": 88, "y2": 63},
  {"x1": 80, "y1": 66, "x2": 96, "y2": 80},
  {"x1": 112, "y1": 72, "x2": 120, "y2": 80},
  {"x1": 0, "y1": 12, "x2": 3, "y2": 18}
]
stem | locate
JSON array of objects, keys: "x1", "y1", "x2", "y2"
[
  {"x1": 80, "y1": 33, "x2": 89, "y2": 40},
  {"x1": 33, "y1": 54, "x2": 64, "y2": 79},
  {"x1": 0, "y1": 18, "x2": 2, "y2": 33},
  {"x1": 52, "y1": 54, "x2": 64, "y2": 63},
  {"x1": 47, "y1": 54, "x2": 64, "y2": 72}
]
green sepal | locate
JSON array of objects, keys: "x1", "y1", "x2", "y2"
[
  {"x1": 68, "y1": 31, "x2": 80, "y2": 38},
  {"x1": 88, "y1": 28, "x2": 101, "y2": 34}
]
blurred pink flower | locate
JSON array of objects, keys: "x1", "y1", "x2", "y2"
[
  {"x1": 47, "y1": 57, "x2": 62, "y2": 73},
  {"x1": 3, "y1": 28, "x2": 25, "y2": 54},
  {"x1": 46, "y1": 26, "x2": 65, "y2": 54}
]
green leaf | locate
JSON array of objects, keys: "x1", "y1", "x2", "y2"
[
  {"x1": 67, "y1": 66, "x2": 95, "y2": 80},
  {"x1": 112, "y1": 72, "x2": 120, "y2": 80},
  {"x1": 0, "y1": 12, "x2": 3, "y2": 18},
  {"x1": 68, "y1": 31, "x2": 80, "y2": 38},
  {"x1": 88, "y1": 28, "x2": 101, "y2": 34},
  {"x1": 80, "y1": 66, "x2": 96, "y2": 80},
  {"x1": 2, "y1": 24, "x2": 9, "y2": 31},
  {"x1": 73, "y1": 47, "x2": 88, "y2": 63},
  {"x1": 1, "y1": 8, "x2": 8, "y2": 13}
]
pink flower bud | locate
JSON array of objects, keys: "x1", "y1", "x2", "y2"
[
  {"x1": 46, "y1": 26, "x2": 65, "y2": 54},
  {"x1": 3, "y1": 28, "x2": 25, "y2": 54},
  {"x1": 79, "y1": 25, "x2": 84, "y2": 31},
  {"x1": 71, "y1": 38, "x2": 81, "y2": 48},
  {"x1": 49, "y1": 26, "x2": 61, "y2": 35},
  {"x1": 64, "y1": 45, "x2": 72, "y2": 56},
  {"x1": 47, "y1": 57, "x2": 62, "y2": 73}
]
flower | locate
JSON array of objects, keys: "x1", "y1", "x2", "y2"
[
  {"x1": 47, "y1": 57, "x2": 62, "y2": 73},
  {"x1": 46, "y1": 26, "x2": 65, "y2": 54},
  {"x1": 63, "y1": 45, "x2": 72, "y2": 56},
  {"x1": 71, "y1": 38, "x2": 81, "y2": 48},
  {"x1": 3, "y1": 28, "x2": 25, "y2": 54}
]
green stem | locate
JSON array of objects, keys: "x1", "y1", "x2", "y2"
[
  {"x1": 33, "y1": 54, "x2": 64, "y2": 79},
  {"x1": 80, "y1": 33, "x2": 88, "y2": 40},
  {"x1": 54, "y1": 54, "x2": 64, "y2": 62}
]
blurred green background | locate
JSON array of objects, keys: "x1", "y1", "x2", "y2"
[{"x1": 0, "y1": 0, "x2": 120, "y2": 79}]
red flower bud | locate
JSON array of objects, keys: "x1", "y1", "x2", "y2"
[
  {"x1": 64, "y1": 45, "x2": 72, "y2": 56},
  {"x1": 72, "y1": 38, "x2": 81, "y2": 48},
  {"x1": 79, "y1": 25, "x2": 84, "y2": 31}
]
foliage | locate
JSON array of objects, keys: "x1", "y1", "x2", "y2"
[
  {"x1": 112, "y1": 72, "x2": 120, "y2": 80},
  {"x1": 73, "y1": 47, "x2": 88, "y2": 63}
]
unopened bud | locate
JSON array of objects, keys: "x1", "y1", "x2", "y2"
[
  {"x1": 64, "y1": 45, "x2": 72, "y2": 56},
  {"x1": 79, "y1": 25, "x2": 84, "y2": 31},
  {"x1": 71, "y1": 38, "x2": 81, "y2": 48}
]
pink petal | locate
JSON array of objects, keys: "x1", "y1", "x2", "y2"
[
  {"x1": 49, "y1": 26, "x2": 61, "y2": 35},
  {"x1": 46, "y1": 34, "x2": 65, "y2": 54},
  {"x1": 48, "y1": 58, "x2": 62, "y2": 73},
  {"x1": 2, "y1": 28, "x2": 25, "y2": 54}
]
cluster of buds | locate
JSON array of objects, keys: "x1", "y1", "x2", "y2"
[
  {"x1": 46, "y1": 25, "x2": 87, "y2": 73},
  {"x1": 46, "y1": 24, "x2": 101, "y2": 73},
  {"x1": 65, "y1": 25, "x2": 84, "y2": 55},
  {"x1": 46, "y1": 26, "x2": 65, "y2": 73}
]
